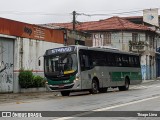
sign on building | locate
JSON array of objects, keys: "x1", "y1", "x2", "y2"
[{"x1": 143, "y1": 8, "x2": 159, "y2": 26}]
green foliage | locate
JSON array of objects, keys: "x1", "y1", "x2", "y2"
[
  {"x1": 129, "y1": 40, "x2": 145, "y2": 46},
  {"x1": 33, "y1": 75, "x2": 45, "y2": 87},
  {"x1": 19, "y1": 69, "x2": 33, "y2": 88},
  {"x1": 19, "y1": 69, "x2": 45, "y2": 88}
]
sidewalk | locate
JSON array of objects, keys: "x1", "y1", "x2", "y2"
[
  {"x1": 142, "y1": 79, "x2": 159, "y2": 83},
  {"x1": 0, "y1": 91, "x2": 57, "y2": 104},
  {"x1": 142, "y1": 79, "x2": 155, "y2": 83}
]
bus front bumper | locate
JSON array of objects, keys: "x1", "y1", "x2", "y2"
[{"x1": 46, "y1": 83, "x2": 74, "y2": 91}]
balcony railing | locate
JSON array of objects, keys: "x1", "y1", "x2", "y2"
[
  {"x1": 129, "y1": 41, "x2": 146, "y2": 52},
  {"x1": 132, "y1": 45, "x2": 145, "y2": 51}
]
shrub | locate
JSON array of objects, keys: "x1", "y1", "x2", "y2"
[
  {"x1": 33, "y1": 75, "x2": 45, "y2": 87},
  {"x1": 19, "y1": 69, "x2": 45, "y2": 88},
  {"x1": 19, "y1": 69, "x2": 33, "y2": 88}
]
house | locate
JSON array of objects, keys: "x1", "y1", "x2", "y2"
[
  {"x1": 124, "y1": 16, "x2": 160, "y2": 78},
  {"x1": 0, "y1": 17, "x2": 64, "y2": 93},
  {"x1": 49, "y1": 16, "x2": 160, "y2": 80},
  {"x1": 40, "y1": 24, "x2": 92, "y2": 46}
]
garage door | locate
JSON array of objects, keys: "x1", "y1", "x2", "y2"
[{"x1": 0, "y1": 38, "x2": 14, "y2": 93}]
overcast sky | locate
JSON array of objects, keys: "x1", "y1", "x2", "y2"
[{"x1": 0, "y1": 0, "x2": 160, "y2": 24}]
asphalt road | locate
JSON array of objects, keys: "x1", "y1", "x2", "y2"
[{"x1": 0, "y1": 80, "x2": 160, "y2": 120}]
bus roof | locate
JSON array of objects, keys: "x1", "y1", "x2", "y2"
[
  {"x1": 71, "y1": 45, "x2": 140, "y2": 56},
  {"x1": 44, "y1": 45, "x2": 140, "y2": 56}
]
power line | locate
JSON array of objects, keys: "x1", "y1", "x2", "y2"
[
  {"x1": 77, "y1": 7, "x2": 160, "y2": 17},
  {"x1": 0, "y1": 8, "x2": 159, "y2": 24},
  {"x1": 0, "y1": 7, "x2": 159, "y2": 16},
  {"x1": 78, "y1": 10, "x2": 143, "y2": 17},
  {"x1": 0, "y1": 11, "x2": 70, "y2": 16},
  {"x1": 77, "y1": 7, "x2": 160, "y2": 13}
]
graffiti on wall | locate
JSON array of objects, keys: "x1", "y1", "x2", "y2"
[
  {"x1": 0, "y1": 61, "x2": 13, "y2": 92},
  {"x1": 141, "y1": 65, "x2": 146, "y2": 80}
]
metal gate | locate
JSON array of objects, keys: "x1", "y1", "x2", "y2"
[{"x1": 0, "y1": 38, "x2": 14, "y2": 93}]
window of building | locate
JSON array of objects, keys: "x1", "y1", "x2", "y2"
[
  {"x1": 104, "y1": 33, "x2": 111, "y2": 45},
  {"x1": 149, "y1": 36, "x2": 154, "y2": 48},
  {"x1": 132, "y1": 33, "x2": 138, "y2": 42}
]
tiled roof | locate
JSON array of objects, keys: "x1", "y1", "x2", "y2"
[
  {"x1": 122, "y1": 16, "x2": 143, "y2": 19},
  {"x1": 48, "y1": 16, "x2": 152, "y2": 31}
]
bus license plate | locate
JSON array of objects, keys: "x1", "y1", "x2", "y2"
[{"x1": 59, "y1": 85, "x2": 64, "y2": 88}]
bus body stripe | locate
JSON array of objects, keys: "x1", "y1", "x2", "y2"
[
  {"x1": 47, "y1": 75, "x2": 76, "y2": 85},
  {"x1": 111, "y1": 72, "x2": 142, "y2": 81}
]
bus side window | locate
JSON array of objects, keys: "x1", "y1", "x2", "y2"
[
  {"x1": 122, "y1": 55, "x2": 129, "y2": 67},
  {"x1": 134, "y1": 56, "x2": 140, "y2": 67},
  {"x1": 80, "y1": 55, "x2": 85, "y2": 71},
  {"x1": 92, "y1": 51, "x2": 105, "y2": 66},
  {"x1": 115, "y1": 54, "x2": 122, "y2": 67},
  {"x1": 107, "y1": 53, "x2": 115, "y2": 66},
  {"x1": 129, "y1": 56, "x2": 134, "y2": 67},
  {"x1": 80, "y1": 52, "x2": 91, "y2": 71},
  {"x1": 45, "y1": 58, "x2": 49, "y2": 72},
  {"x1": 137, "y1": 56, "x2": 141, "y2": 67}
]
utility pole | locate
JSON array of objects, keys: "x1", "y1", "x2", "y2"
[{"x1": 72, "y1": 11, "x2": 76, "y2": 30}]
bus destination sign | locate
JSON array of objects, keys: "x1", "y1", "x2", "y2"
[
  {"x1": 52, "y1": 47, "x2": 72, "y2": 53},
  {"x1": 46, "y1": 46, "x2": 75, "y2": 55}
]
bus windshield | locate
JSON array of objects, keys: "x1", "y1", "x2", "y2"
[{"x1": 44, "y1": 53, "x2": 77, "y2": 77}]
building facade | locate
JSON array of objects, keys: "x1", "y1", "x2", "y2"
[
  {"x1": 124, "y1": 16, "x2": 160, "y2": 78},
  {"x1": 41, "y1": 24, "x2": 92, "y2": 46},
  {"x1": 0, "y1": 18, "x2": 64, "y2": 93},
  {"x1": 91, "y1": 31, "x2": 157, "y2": 80},
  {"x1": 51, "y1": 16, "x2": 160, "y2": 80}
]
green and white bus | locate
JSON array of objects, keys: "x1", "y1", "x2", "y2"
[{"x1": 44, "y1": 45, "x2": 142, "y2": 96}]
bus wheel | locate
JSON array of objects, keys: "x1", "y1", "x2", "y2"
[
  {"x1": 99, "y1": 87, "x2": 108, "y2": 93},
  {"x1": 118, "y1": 79, "x2": 129, "y2": 91},
  {"x1": 61, "y1": 91, "x2": 70, "y2": 96},
  {"x1": 89, "y1": 79, "x2": 98, "y2": 94}
]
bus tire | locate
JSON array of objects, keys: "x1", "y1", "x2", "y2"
[
  {"x1": 118, "y1": 78, "x2": 130, "y2": 91},
  {"x1": 89, "y1": 79, "x2": 99, "y2": 94},
  {"x1": 61, "y1": 91, "x2": 70, "y2": 96}
]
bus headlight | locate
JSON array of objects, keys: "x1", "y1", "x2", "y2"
[{"x1": 75, "y1": 76, "x2": 79, "y2": 81}]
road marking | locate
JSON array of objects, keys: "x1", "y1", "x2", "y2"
[
  {"x1": 53, "y1": 95, "x2": 160, "y2": 120},
  {"x1": 93, "y1": 95, "x2": 160, "y2": 111}
]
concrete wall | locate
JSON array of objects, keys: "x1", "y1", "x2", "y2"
[
  {"x1": 0, "y1": 37, "x2": 14, "y2": 93},
  {"x1": 13, "y1": 37, "x2": 63, "y2": 93},
  {"x1": 92, "y1": 31, "x2": 146, "y2": 51},
  {"x1": 66, "y1": 30, "x2": 92, "y2": 46},
  {"x1": 111, "y1": 32, "x2": 146, "y2": 51}
]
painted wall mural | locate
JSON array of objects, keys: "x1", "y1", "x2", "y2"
[{"x1": 141, "y1": 65, "x2": 146, "y2": 80}]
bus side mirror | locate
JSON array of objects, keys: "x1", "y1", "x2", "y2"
[{"x1": 38, "y1": 60, "x2": 41, "y2": 66}]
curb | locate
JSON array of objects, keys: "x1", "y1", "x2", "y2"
[{"x1": 142, "y1": 79, "x2": 159, "y2": 83}]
